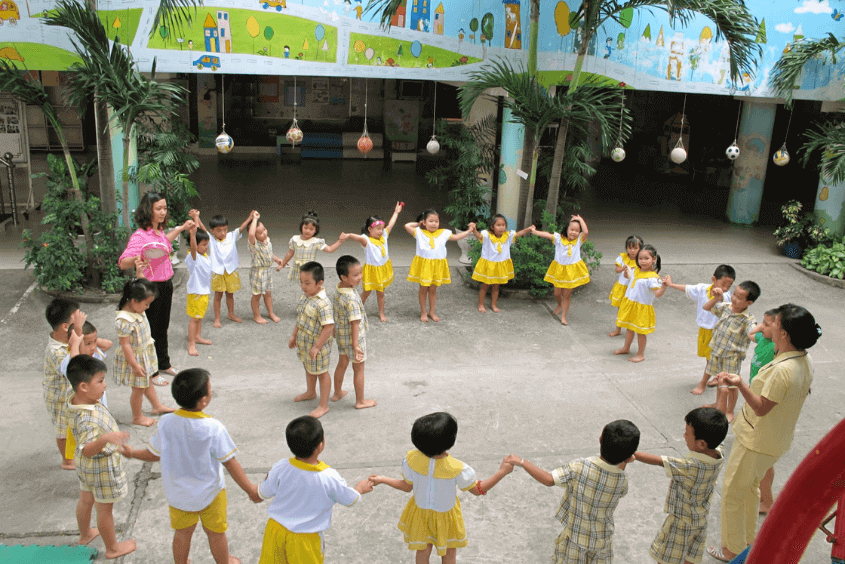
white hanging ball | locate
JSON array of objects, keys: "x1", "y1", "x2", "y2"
[
  {"x1": 670, "y1": 146, "x2": 687, "y2": 164},
  {"x1": 611, "y1": 147, "x2": 626, "y2": 162},
  {"x1": 773, "y1": 147, "x2": 790, "y2": 166},
  {"x1": 215, "y1": 132, "x2": 234, "y2": 154},
  {"x1": 426, "y1": 136, "x2": 440, "y2": 155},
  {"x1": 726, "y1": 143, "x2": 740, "y2": 160}
]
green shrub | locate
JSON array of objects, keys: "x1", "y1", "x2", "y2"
[{"x1": 801, "y1": 237, "x2": 845, "y2": 279}]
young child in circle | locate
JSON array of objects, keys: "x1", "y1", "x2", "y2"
[
  {"x1": 469, "y1": 214, "x2": 534, "y2": 313},
  {"x1": 340, "y1": 202, "x2": 404, "y2": 322},
  {"x1": 370, "y1": 412, "x2": 513, "y2": 563},
  {"x1": 114, "y1": 278, "x2": 175, "y2": 426},
  {"x1": 405, "y1": 209, "x2": 476, "y2": 323},
  {"x1": 280, "y1": 211, "x2": 344, "y2": 282},
  {"x1": 248, "y1": 212, "x2": 284, "y2": 324},
  {"x1": 534, "y1": 215, "x2": 590, "y2": 325},
  {"x1": 43, "y1": 298, "x2": 81, "y2": 469},
  {"x1": 608, "y1": 235, "x2": 643, "y2": 337},
  {"x1": 185, "y1": 225, "x2": 213, "y2": 357},
  {"x1": 614, "y1": 244, "x2": 669, "y2": 363}
]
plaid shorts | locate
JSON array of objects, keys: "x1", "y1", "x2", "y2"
[
  {"x1": 297, "y1": 341, "x2": 332, "y2": 375},
  {"x1": 76, "y1": 452, "x2": 128, "y2": 504},
  {"x1": 553, "y1": 531, "x2": 610, "y2": 564},
  {"x1": 337, "y1": 334, "x2": 367, "y2": 363},
  {"x1": 45, "y1": 390, "x2": 71, "y2": 438},
  {"x1": 706, "y1": 353, "x2": 742, "y2": 377},
  {"x1": 649, "y1": 515, "x2": 707, "y2": 564},
  {"x1": 250, "y1": 266, "x2": 273, "y2": 295}
]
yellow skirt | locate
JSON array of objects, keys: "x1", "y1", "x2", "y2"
[
  {"x1": 472, "y1": 258, "x2": 514, "y2": 284},
  {"x1": 608, "y1": 281, "x2": 628, "y2": 307},
  {"x1": 407, "y1": 257, "x2": 451, "y2": 287},
  {"x1": 544, "y1": 260, "x2": 590, "y2": 289},
  {"x1": 616, "y1": 298, "x2": 656, "y2": 334},
  {"x1": 362, "y1": 260, "x2": 394, "y2": 292},
  {"x1": 398, "y1": 497, "x2": 467, "y2": 556}
]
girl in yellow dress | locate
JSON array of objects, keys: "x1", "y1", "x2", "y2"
[
  {"x1": 340, "y1": 202, "x2": 404, "y2": 322},
  {"x1": 470, "y1": 214, "x2": 534, "y2": 313},
  {"x1": 608, "y1": 235, "x2": 643, "y2": 337},
  {"x1": 534, "y1": 215, "x2": 590, "y2": 325},
  {"x1": 369, "y1": 412, "x2": 514, "y2": 563},
  {"x1": 404, "y1": 209, "x2": 476, "y2": 323},
  {"x1": 613, "y1": 244, "x2": 668, "y2": 363}
]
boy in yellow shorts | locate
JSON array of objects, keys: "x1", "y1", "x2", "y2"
[
  {"x1": 124, "y1": 368, "x2": 261, "y2": 564},
  {"x1": 185, "y1": 224, "x2": 213, "y2": 356}
]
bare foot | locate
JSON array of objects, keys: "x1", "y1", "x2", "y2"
[
  {"x1": 553, "y1": 306, "x2": 561, "y2": 316},
  {"x1": 727, "y1": 413, "x2": 735, "y2": 424},
  {"x1": 628, "y1": 355, "x2": 645, "y2": 363},
  {"x1": 478, "y1": 305, "x2": 486, "y2": 313},
  {"x1": 253, "y1": 316, "x2": 268, "y2": 325},
  {"x1": 759, "y1": 504, "x2": 772, "y2": 515},
  {"x1": 269, "y1": 313, "x2": 281, "y2": 323},
  {"x1": 197, "y1": 337, "x2": 212, "y2": 345},
  {"x1": 378, "y1": 312, "x2": 388, "y2": 322},
  {"x1": 491, "y1": 305, "x2": 500, "y2": 313},
  {"x1": 355, "y1": 399, "x2": 377, "y2": 409},
  {"x1": 294, "y1": 392, "x2": 317, "y2": 402},
  {"x1": 228, "y1": 556, "x2": 241, "y2": 564},
  {"x1": 228, "y1": 314, "x2": 243, "y2": 323},
  {"x1": 613, "y1": 348, "x2": 630, "y2": 355},
  {"x1": 331, "y1": 390, "x2": 348, "y2": 402},
  {"x1": 213, "y1": 319, "x2": 222, "y2": 328},
  {"x1": 105, "y1": 539, "x2": 137, "y2": 559},
  {"x1": 420, "y1": 312, "x2": 429, "y2": 323},
  {"x1": 61, "y1": 459, "x2": 75, "y2": 470},
  {"x1": 690, "y1": 384, "x2": 706, "y2": 395},
  {"x1": 429, "y1": 313, "x2": 440, "y2": 322},
  {"x1": 188, "y1": 345, "x2": 199, "y2": 356},
  {"x1": 706, "y1": 378, "x2": 719, "y2": 387},
  {"x1": 702, "y1": 402, "x2": 716, "y2": 409},
  {"x1": 608, "y1": 329, "x2": 621, "y2": 337},
  {"x1": 310, "y1": 405, "x2": 329, "y2": 418},
  {"x1": 79, "y1": 528, "x2": 100, "y2": 545},
  {"x1": 560, "y1": 315, "x2": 568, "y2": 325},
  {"x1": 132, "y1": 416, "x2": 156, "y2": 427},
  {"x1": 151, "y1": 406, "x2": 175, "y2": 415}
]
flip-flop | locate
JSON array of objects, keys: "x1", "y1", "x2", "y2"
[
  {"x1": 707, "y1": 546, "x2": 732, "y2": 562},
  {"x1": 151, "y1": 375, "x2": 170, "y2": 386}
]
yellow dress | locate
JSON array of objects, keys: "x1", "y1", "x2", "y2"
[
  {"x1": 544, "y1": 233, "x2": 590, "y2": 289},
  {"x1": 407, "y1": 227, "x2": 452, "y2": 287},
  {"x1": 362, "y1": 229, "x2": 394, "y2": 291},
  {"x1": 608, "y1": 253, "x2": 638, "y2": 307},
  {"x1": 616, "y1": 271, "x2": 663, "y2": 334},
  {"x1": 472, "y1": 230, "x2": 516, "y2": 284}
]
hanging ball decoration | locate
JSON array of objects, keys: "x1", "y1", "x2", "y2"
[
  {"x1": 215, "y1": 131, "x2": 234, "y2": 154},
  {"x1": 670, "y1": 146, "x2": 688, "y2": 164},
  {"x1": 773, "y1": 145, "x2": 790, "y2": 166},
  {"x1": 726, "y1": 142, "x2": 740, "y2": 160},
  {"x1": 357, "y1": 133, "x2": 373, "y2": 155},
  {"x1": 426, "y1": 135, "x2": 440, "y2": 155},
  {"x1": 286, "y1": 119, "x2": 303, "y2": 146},
  {"x1": 611, "y1": 147, "x2": 626, "y2": 162}
]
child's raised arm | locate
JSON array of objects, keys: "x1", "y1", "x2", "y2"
[
  {"x1": 166, "y1": 219, "x2": 195, "y2": 243},
  {"x1": 189, "y1": 209, "x2": 206, "y2": 232},
  {"x1": 97, "y1": 338, "x2": 113, "y2": 353},
  {"x1": 633, "y1": 451, "x2": 664, "y2": 466},
  {"x1": 404, "y1": 221, "x2": 420, "y2": 236},
  {"x1": 662, "y1": 275, "x2": 686, "y2": 292},
  {"x1": 573, "y1": 215, "x2": 589, "y2": 242},
  {"x1": 189, "y1": 223, "x2": 199, "y2": 261},
  {"x1": 449, "y1": 222, "x2": 477, "y2": 241},
  {"x1": 369, "y1": 474, "x2": 414, "y2": 492},
  {"x1": 531, "y1": 228, "x2": 556, "y2": 241},
  {"x1": 514, "y1": 225, "x2": 534, "y2": 239},
  {"x1": 470, "y1": 223, "x2": 483, "y2": 241},
  {"x1": 223, "y1": 457, "x2": 263, "y2": 503},
  {"x1": 468, "y1": 459, "x2": 514, "y2": 496},
  {"x1": 654, "y1": 277, "x2": 669, "y2": 298},
  {"x1": 322, "y1": 235, "x2": 345, "y2": 254},
  {"x1": 342, "y1": 232, "x2": 369, "y2": 247},
  {"x1": 248, "y1": 212, "x2": 260, "y2": 245},
  {"x1": 504, "y1": 454, "x2": 554, "y2": 486},
  {"x1": 236, "y1": 211, "x2": 255, "y2": 235},
  {"x1": 386, "y1": 201, "x2": 404, "y2": 233},
  {"x1": 702, "y1": 287, "x2": 724, "y2": 312}
]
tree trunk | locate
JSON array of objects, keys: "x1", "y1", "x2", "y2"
[
  {"x1": 522, "y1": 134, "x2": 540, "y2": 229},
  {"x1": 94, "y1": 93, "x2": 117, "y2": 218},
  {"x1": 59, "y1": 141, "x2": 93, "y2": 252},
  {"x1": 516, "y1": 126, "x2": 535, "y2": 230},
  {"x1": 515, "y1": 0, "x2": 541, "y2": 230}
]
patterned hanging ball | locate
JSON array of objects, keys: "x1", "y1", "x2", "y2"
[
  {"x1": 286, "y1": 125, "x2": 303, "y2": 146},
  {"x1": 773, "y1": 146, "x2": 790, "y2": 166},
  {"x1": 726, "y1": 143, "x2": 740, "y2": 160},
  {"x1": 670, "y1": 146, "x2": 687, "y2": 164},
  {"x1": 611, "y1": 147, "x2": 626, "y2": 162},
  {"x1": 426, "y1": 135, "x2": 440, "y2": 155},
  {"x1": 357, "y1": 134, "x2": 373, "y2": 155},
  {"x1": 215, "y1": 132, "x2": 234, "y2": 154}
]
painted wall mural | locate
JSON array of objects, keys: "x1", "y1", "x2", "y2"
[{"x1": 0, "y1": 0, "x2": 843, "y2": 100}]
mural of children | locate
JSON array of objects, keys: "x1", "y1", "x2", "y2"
[
  {"x1": 284, "y1": 45, "x2": 290, "y2": 59},
  {"x1": 604, "y1": 37, "x2": 612, "y2": 59},
  {"x1": 355, "y1": 0, "x2": 363, "y2": 20}
]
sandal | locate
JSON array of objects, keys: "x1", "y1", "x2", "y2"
[
  {"x1": 162, "y1": 367, "x2": 178, "y2": 376},
  {"x1": 152, "y1": 375, "x2": 170, "y2": 386},
  {"x1": 706, "y1": 546, "x2": 732, "y2": 562}
]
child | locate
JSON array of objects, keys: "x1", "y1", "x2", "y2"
[
  {"x1": 65, "y1": 355, "x2": 136, "y2": 558},
  {"x1": 114, "y1": 278, "x2": 175, "y2": 426},
  {"x1": 608, "y1": 235, "x2": 643, "y2": 337},
  {"x1": 248, "y1": 212, "x2": 284, "y2": 324},
  {"x1": 534, "y1": 215, "x2": 590, "y2": 325},
  {"x1": 257, "y1": 415, "x2": 373, "y2": 564},
  {"x1": 188, "y1": 209, "x2": 255, "y2": 327},
  {"x1": 634, "y1": 408, "x2": 728, "y2": 564},
  {"x1": 663, "y1": 265, "x2": 736, "y2": 394},
  {"x1": 185, "y1": 225, "x2": 213, "y2": 356},
  {"x1": 43, "y1": 298, "x2": 81, "y2": 469},
  {"x1": 470, "y1": 214, "x2": 534, "y2": 313},
  {"x1": 370, "y1": 412, "x2": 513, "y2": 563},
  {"x1": 123, "y1": 369, "x2": 262, "y2": 564},
  {"x1": 614, "y1": 244, "x2": 668, "y2": 363},
  {"x1": 340, "y1": 202, "x2": 404, "y2": 322},
  {"x1": 404, "y1": 209, "x2": 476, "y2": 322},
  {"x1": 279, "y1": 211, "x2": 343, "y2": 282},
  {"x1": 505, "y1": 420, "x2": 640, "y2": 564},
  {"x1": 702, "y1": 280, "x2": 760, "y2": 422},
  {"x1": 331, "y1": 255, "x2": 376, "y2": 409},
  {"x1": 288, "y1": 261, "x2": 335, "y2": 419}
]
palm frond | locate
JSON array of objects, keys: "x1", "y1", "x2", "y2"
[
  {"x1": 0, "y1": 60, "x2": 63, "y2": 136},
  {"x1": 801, "y1": 113, "x2": 845, "y2": 184},
  {"x1": 771, "y1": 34, "x2": 841, "y2": 103},
  {"x1": 363, "y1": 0, "x2": 402, "y2": 31},
  {"x1": 150, "y1": 0, "x2": 202, "y2": 39}
]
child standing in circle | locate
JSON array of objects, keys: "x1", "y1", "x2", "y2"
[
  {"x1": 608, "y1": 235, "x2": 643, "y2": 337},
  {"x1": 369, "y1": 412, "x2": 513, "y2": 563},
  {"x1": 340, "y1": 202, "x2": 404, "y2": 322},
  {"x1": 114, "y1": 278, "x2": 175, "y2": 426},
  {"x1": 279, "y1": 211, "x2": 344, "y2": 282},
  {"x1": 405, "y1": 209, "x2": 476, "y2": 323},
  {"x1": 185, "y1": 225, "x2": 213, "y2": 357},
  {"x1": 470, "y1": 214, "x2": 534, "y2": 313},
  {"x1": 613, "y1": 245, "x2": 668, "y2": 362},
  {"x1": 248, "y1": 212, "x2": 284, "y2": 324},
  {"x1": 534, "y1": 215, "x2": 590, "y2": 325}
]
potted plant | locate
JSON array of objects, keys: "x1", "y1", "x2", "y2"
[{"x1": 774, "y1": 200, "x2": 833, "y2": 258}]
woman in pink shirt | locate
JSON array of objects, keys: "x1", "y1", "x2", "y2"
[{"x1": 119, "y1": 193, "x2": 194, "y2": 384}]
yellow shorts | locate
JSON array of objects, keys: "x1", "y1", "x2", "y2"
[
  {"x1": 697, "y1": 328, "x2": 713, "y2": 358},
  {"x1": 259, "y1": 518, "x2": 323, "y2": 564},
  {"x1": 169, "y1": 489, "x2": 228, "y2": 533},
  {"x1": 211, "y1": 271, "x2": 242, "y2": 293},
  {"x1": 186, "y1": 294, "x2": 209, "y2": 319}
]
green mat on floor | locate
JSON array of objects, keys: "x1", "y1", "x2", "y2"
[{"x1": 0, "y1": 545, "x2": 97, "y2": 563}]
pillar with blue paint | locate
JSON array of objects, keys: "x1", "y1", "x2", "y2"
[
  {"x1": 497, "y1": 102, "x2": 524, "y2": 230},
  {"x1": 109, "y1": 107, "x2": 139, "y2": 227},
  {"x1": 727, "y1": 100, "x2": 776, "y2": 225},
  {"x1": 814, "y1": 177, "x2": 845, "y2": 237}
]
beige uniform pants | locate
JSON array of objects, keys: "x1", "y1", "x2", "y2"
[{"x1": 720, "y1": 441, "x2": 777, "y2": 554}]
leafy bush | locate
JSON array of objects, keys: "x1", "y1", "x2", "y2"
[
  {"x1": 774, "y1": 200, "x2": 833, "y2": 247},
  {"x1": 801, "y1": 237, "x2": 845, "y2": 279}
]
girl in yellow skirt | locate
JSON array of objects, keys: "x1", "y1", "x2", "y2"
[
  {"x1": 608, "y1": 235, "x2": 643, "y2": 337},
  {"x1": 405, "y1": 210, "x2": 476, "y2": 323},
  {"x1": 340, "y1": 201, "x2": 404, "y2": 322},
  {"x1": 369, "y1": 412, "x2": 514, "y2": 564},
  {"x1": 470, "y1": 214, "x2": 534, "y2": 313},
  {"x1": 534, "y1": 215, "x2": 590, "y2": 325},
  {"x1": 613, "y1": 244, "x2": 668, "y2": 363}
]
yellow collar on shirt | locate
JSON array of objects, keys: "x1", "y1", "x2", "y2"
[
  {"x1": 634, "y1": 270, "x2": 660, "y2": 281},
  {"x1": 368, "y1": 234, "x2": 387, "y2": 257},
  {"x1": 406, "y1": 449, "x2": 463, "y2": 479},
  {"x1": 561, "y1": 236, "x2": 578, "y2": 256},
  {"x1": 419, "y1": 229, "x2": 444, "y2": 249},
  {"x1": 175, "y1": 409, "x2": 210, "y2": 419},
  {"x1": 489, "y1": 232, "x2": 509, "y2": 253},
  {"x1": 290, "y1": 458, "x2": 330, "y2": 472},
  {"x1": 620, "y1": 253, "x2": 637, "y2": 268},
  {"x1": 336, "y1": 284, "x2": 356, "y2": 295}
]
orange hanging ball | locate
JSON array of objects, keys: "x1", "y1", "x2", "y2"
[{"x1": 357, "y1": 134, "x2": 373, "y2": 155}]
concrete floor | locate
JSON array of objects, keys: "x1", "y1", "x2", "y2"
[{"x1": 0, "y1": 156, "x2": 841, "y2": 563}]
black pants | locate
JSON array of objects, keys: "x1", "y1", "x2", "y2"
[{"x1": 146, "y1": 278, "x2": 173, "y2": 373}]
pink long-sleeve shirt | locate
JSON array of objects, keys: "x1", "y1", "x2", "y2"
[{"x1": 119, "y1": 228, "x2": 174, "y2": 282}]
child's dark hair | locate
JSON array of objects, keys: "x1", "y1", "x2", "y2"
[
  {"x1": 336, "y1": 255, "x2": 360, "y2": 278},
  {"x1": 194, "y1": 228, "x2": 210, "y2": 244},
  {"x1": 118, "y1": 278, "x2": 158, "y2": 311},
  {"x1": 625, "y1": 235, "x2": 644, "y2": 250},
  {"x1": 209, "y1": 215, "x2": 229, "y2": 230},
  {"x1": 774, "y1": 303, "x2": 822, "y2": 350},
  {"x1": 738, "y1": 280, "x2": 760, "y2": 303},
  {"x1": 362, "y1": 215, "x2": 385, "y2": 235},
  {"x1": 417, "y1": 208, "x2": 439, "y2": 223},
  {"x1": 66, "y1": 355, "x2": 107, "y2": 391},
  {"x1": 171, "y1": 368, "x2": 210, "y2": 409},
  {"x1": 764, "y1": 308, "x2": 779, "y2": 318},
  {"x1": 713, "y1": 264, "x2": 736, "y2": 281},
  {"x1": 411, "y1": 412, "x2": 458, "y2": 457},
  {"x1": 685, "y1": 407, "x2": 728, "y2": 449},
  {"x1": 300, "y1": 211, "x2": 320, "y2": 236},
  {"x1": 286, "y1": 415, "x2": 324, "y2": 458},
  {"x1": 67, "y1": 321, "x2": 97, "y2": 340},
  {"x1": 300, "y1": 261, "x2": 324, "y2": 283},
  {"x1": 46, "y1": 298, "x2": 80, "y2": 330},
  {"x1": 639, "y1": 244, "x2": 661, "y2": 273},
  {"x1": 490, "y1": 213, "x2": 507, "y2": 228},
  {"x1": 600, "y1": 420, "x2": 640, "y2": 464}
]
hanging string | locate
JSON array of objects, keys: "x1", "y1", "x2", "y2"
[
  {"x1": 221, "y1": 75, "x2": 226, "y2": 130},
  {"x1": 432, "y1": 81, "x2": 437, "y2": 128},
  {"x1": 364, "y1": 81, "x2": 368, "y2": 128},
  {"x1": 783, "y1": 108, "x2": 794, "y2": 140},
  {"x1": 674, "y1": 94, "x2": 687, "y2": 149},
  {"x1": 617, "y1": 91, "x2": 624, "y2": 145},
  {"x1": 293, "y1": 76, "x2": 297, "y2": 119},
  {"x1": 733, "y1": 100, "x2": 742, "y2": 141}
]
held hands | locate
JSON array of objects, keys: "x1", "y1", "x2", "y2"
[
  {"x1": 247, "y1": 483, "x2": 263, "y2": 503},
  {"x1": 368, "y1": 474, "x2": 385, "y2": 486},
  {"x1": 181, "y1": 219, "x2": 195, "y2": 232},
  {"x1": 253, "y1": 211, "x2": 261, "y2": 221},
  {"x1": 355, "y1": 478, "x2": 375, "y2": 494},
  {"x1": 188, "y1": 209, "x2": 200, "y2": 221},
  {"x1": 466, "y1": 222, "x2": 477, "y2": 232},
  {"x1": 103, "y1": 431, "x2": 130, "y2": 447},
  {"x1": 718, "y1": 371, "x2": 742, "y2": 387},
  {"x1": 339, "y1": 232, "x2": 351, "y2": 241},
  {"x1": 274, "y1": 256, "x2": 284, "y2": 272},
  {"x1": 662, "y1": 274, "x2": 672, "y2": 287},
  {"x1": 500, "y1": 459, "x2": 515, "y2": 475},
  {"x1": 504, "y1": 454, "x2": 523, "y2": 467},
  {"x1": 712, "y1": 287, "x2": 724, "y2": 297}
]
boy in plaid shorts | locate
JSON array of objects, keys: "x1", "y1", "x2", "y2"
[
  {"x1": 43, "y1": 297, "x2": 81, "y2": 470},
  {"x1": 289, "y1": 261, "x2": 335, "y2": 418},
  {"x1": 634, "y1": 407, "x2": 728, "y2": 564},
  {"x1": 331, "y1": 255, "x2": 376, "y2": 409},
  {"x1": 66, "y1": 355, "x2": 136, "y2": 558},
  {"x1": 248, "y1": 211, "x2": 284, "y2": 325},
  {"x1": 505, "y1": 420, "x2": 640, "y2": 564}
]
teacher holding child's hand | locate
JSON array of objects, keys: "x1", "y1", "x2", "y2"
[
  {"x1": 709, "y1": 303, "x2": 821, "y2": 562},
  {"x1": 118, "y1": 193, "x2": 194, "y2": 385}
]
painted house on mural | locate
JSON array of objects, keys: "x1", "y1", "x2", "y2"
[
  {"x1": 217, "y1": 11, "x2": 231, "y2": 53},
  {"x1": 390, "y1": 0, "x2": 406, "y2": 27},
  {"x1": 203, "y1": 13, "x2": 219, "y2": 53},
  {"x1": 410, "y1": 0, "x2": 429, "y2": 32},
  {"x1": 433, "y1": 2, "x2": 444, "y2": 35}
]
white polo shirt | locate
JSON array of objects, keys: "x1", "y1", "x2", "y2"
[
  {"x1": 185, "y1": 252, "x2": 212, "y2": 295},
  {"x1": 209, "y1": 228, "x2": 242, "y2": 275},
  {"x1": 147, "y1": 409, "x2": 238, "y2": 511},
  {"x1": 686, "y1": 283, "x2": 731, "y2": 329}
]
